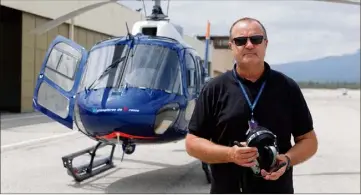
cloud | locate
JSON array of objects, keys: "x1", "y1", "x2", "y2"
[{"x1": 119, "y1": 0, "x2": 360, "y2": 64}]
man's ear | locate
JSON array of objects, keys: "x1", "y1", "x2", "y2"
[
  {"x1": 264, "y1": 39, "x2": 268, "y2": 48},
  {"x1": 228, "y1": 41, "x2": 232, "y2": 50}
]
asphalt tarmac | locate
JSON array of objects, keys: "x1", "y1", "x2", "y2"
[{"x1": 1, "y1": 89, "x2": 360, "y2": 193}]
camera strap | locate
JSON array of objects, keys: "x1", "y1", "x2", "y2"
[{"x1": 232, "y1": 68, "x2": 266, "y2": 123}]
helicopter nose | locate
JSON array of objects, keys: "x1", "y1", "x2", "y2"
[{"x1": 76, "y1": 87, "x2": 178, "y2": 137}]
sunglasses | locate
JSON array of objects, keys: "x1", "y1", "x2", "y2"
[{"x1": 233, "y1": 35, "x2": 264, "y2": 46}]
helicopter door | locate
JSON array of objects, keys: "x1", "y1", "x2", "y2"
[{"x1": 32, "y1": 35, "x2": 88, "y2": 130}]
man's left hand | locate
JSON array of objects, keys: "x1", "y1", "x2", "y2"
[{"x1": 260, "y1": 154, "x2": 289, "y2": 180}]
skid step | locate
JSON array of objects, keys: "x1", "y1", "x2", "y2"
[{"x1": 68, "y1": 156, "x2": 112, "y2": 175}]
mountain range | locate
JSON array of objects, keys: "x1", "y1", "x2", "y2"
[{"x1": 271, "y1": 49, "x2": 360, "y2": 83}]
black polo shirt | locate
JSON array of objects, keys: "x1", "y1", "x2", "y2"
[{"x1": 188, "y1": 62, "x2": 314, "y2": 194}]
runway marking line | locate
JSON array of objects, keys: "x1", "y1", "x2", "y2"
[
  {"x1": 1, "y1": 131, "x2": 78, "y2": 151},
  {"x1": 1, "y1": 114, "x2": 45, "y2": 121}
]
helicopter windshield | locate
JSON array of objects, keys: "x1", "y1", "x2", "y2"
[
  {"x1": 79, "y1": 43, "x2": 128, "y2": 91},
  {"x1": 120, "y1": 43, "x2": 182, "y2": 94}
]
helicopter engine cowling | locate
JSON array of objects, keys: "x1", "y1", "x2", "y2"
[{"x1": 131, "y1": 20, "x2": 184, "y2": 44}]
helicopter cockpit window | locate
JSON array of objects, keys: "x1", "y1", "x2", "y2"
[
  {"x1": 195, "y1": 57, "x2": 204, "y2": 86},
  {"x1": 120, "y1": 44, "x2": 182, "y2": 94},
  {"x1": 185, "y1": 53, "x2": 197, "y2": 96},
  {"x1": 43, "y1": 42, "x2": 81, "y2": 92},
  {"x1": 79, "y1": 43, "x2": 128, "y2": 91}
]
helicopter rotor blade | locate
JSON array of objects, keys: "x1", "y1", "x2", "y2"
[
  {"x1": 313, "y1": 0, "x2": 360, "y2": 5},
  {"x1": 29, "y1": 0, "x2": 118, "y2": 35},
  {"x1": 28, "y1": 0, "x2": 359, "y2": 36}
]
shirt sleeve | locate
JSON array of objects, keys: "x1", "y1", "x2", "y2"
[
  {"x1": 289, "y1": 81, "x2": 314, "y2": 138},
  {"x1": 187, "y1": 83, "x2": 216, "y2": 140}
]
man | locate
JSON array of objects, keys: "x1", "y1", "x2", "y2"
[{"x1": 185, "y1": 17, "x2": 318, "y2": 194}]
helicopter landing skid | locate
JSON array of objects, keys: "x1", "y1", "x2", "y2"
[{"x1": 61, "y1": 142, "x2": 116, "y2": 182}]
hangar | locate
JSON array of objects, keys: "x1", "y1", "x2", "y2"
[
  {"x1": 196, "y1": 35, "x2": 233, "y2": 77},
  {"x1": 0, "y1": 1, "x2": 215, "y2": 113}
]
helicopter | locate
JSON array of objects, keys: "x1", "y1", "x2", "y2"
[{"x1": 30, "y1": 0, "x2": 213, "y2": 183}]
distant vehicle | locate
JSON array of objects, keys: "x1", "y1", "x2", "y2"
[{"x1": 342, "y1": 88, "x2": 348, "y2": 96}]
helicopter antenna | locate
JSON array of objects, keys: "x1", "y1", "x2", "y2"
[
  {"x1": 125, "y1": 22, "x2": 134, "y2": 40},
  {"x1": 125, "y1": 22, "x2": 130, "y2": 35},
  {"x1": 141, "y1": 0, "x2": 147, "y2": 17},
  {"x1": 166, "y1": 0, "x2": 170, "y2": 16}
]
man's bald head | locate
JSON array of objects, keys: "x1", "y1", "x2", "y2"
[
  {"x1": 229, "y1": 17, "x2": 268, "y2": 40},
  {"x1": 228, "y1": 17, "x2": 268, "y2": 72}
]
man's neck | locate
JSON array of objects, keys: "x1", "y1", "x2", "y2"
[{"x1": 236, "y1": 63, "x2": 265, "y2": 82}]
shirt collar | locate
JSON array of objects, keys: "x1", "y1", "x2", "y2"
[{"x1": 232, "y1": 61, "x2": 271, "y2": 85}]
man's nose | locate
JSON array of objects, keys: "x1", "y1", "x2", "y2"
[{"x1": 245, "y1": 39, "x2": 255, "y2": 49}]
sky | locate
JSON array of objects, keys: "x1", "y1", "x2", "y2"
[{"x1": 118, "y1": 0, "x2": 360, "y2": 65}]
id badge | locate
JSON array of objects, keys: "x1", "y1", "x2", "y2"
[
  {"x1": 246, "y1": 118, "x2": 258, "y2": 135},
  {"x1": 249, "y1": 118, "x2": 258, "y2": 129}
]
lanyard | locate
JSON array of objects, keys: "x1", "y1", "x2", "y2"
[{"x1": 232, "y1": 69, "x2": 266, "y2": 120}]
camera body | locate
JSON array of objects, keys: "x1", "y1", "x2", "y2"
[{"x1": 245, "y1": 121, "x2": 279, "y2": 176}]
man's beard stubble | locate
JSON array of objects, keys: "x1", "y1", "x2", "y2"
[{"x1": 236, "y1": 59, "x2": 264, "y2": 82}]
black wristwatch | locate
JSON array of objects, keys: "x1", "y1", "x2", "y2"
[{"x1": 284, "y1": 155, "x2": 291, "y2": 171}]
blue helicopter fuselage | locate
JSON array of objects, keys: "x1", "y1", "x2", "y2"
[
  {"x1": 73, "y1": 35, "x2": 206, "y2": 143},
  {"x1": 32, "y1": 34, "x2": 207, "y2": 144}
]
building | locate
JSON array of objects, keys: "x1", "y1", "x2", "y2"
[
  {"x1": 0, "y1": 1, "x2": 217, "y2": 113},
  {"x1": 196, "y1": 35, "x2": 234, "y2": 77}
]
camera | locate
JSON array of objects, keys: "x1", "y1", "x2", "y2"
[{"x1": 244, "y1": 120, "x2": 279, "y2": 176}]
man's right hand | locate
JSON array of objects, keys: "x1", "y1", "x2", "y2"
[{"x1": 227, "y1": 143, "x2": 259, "y2": 167}]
